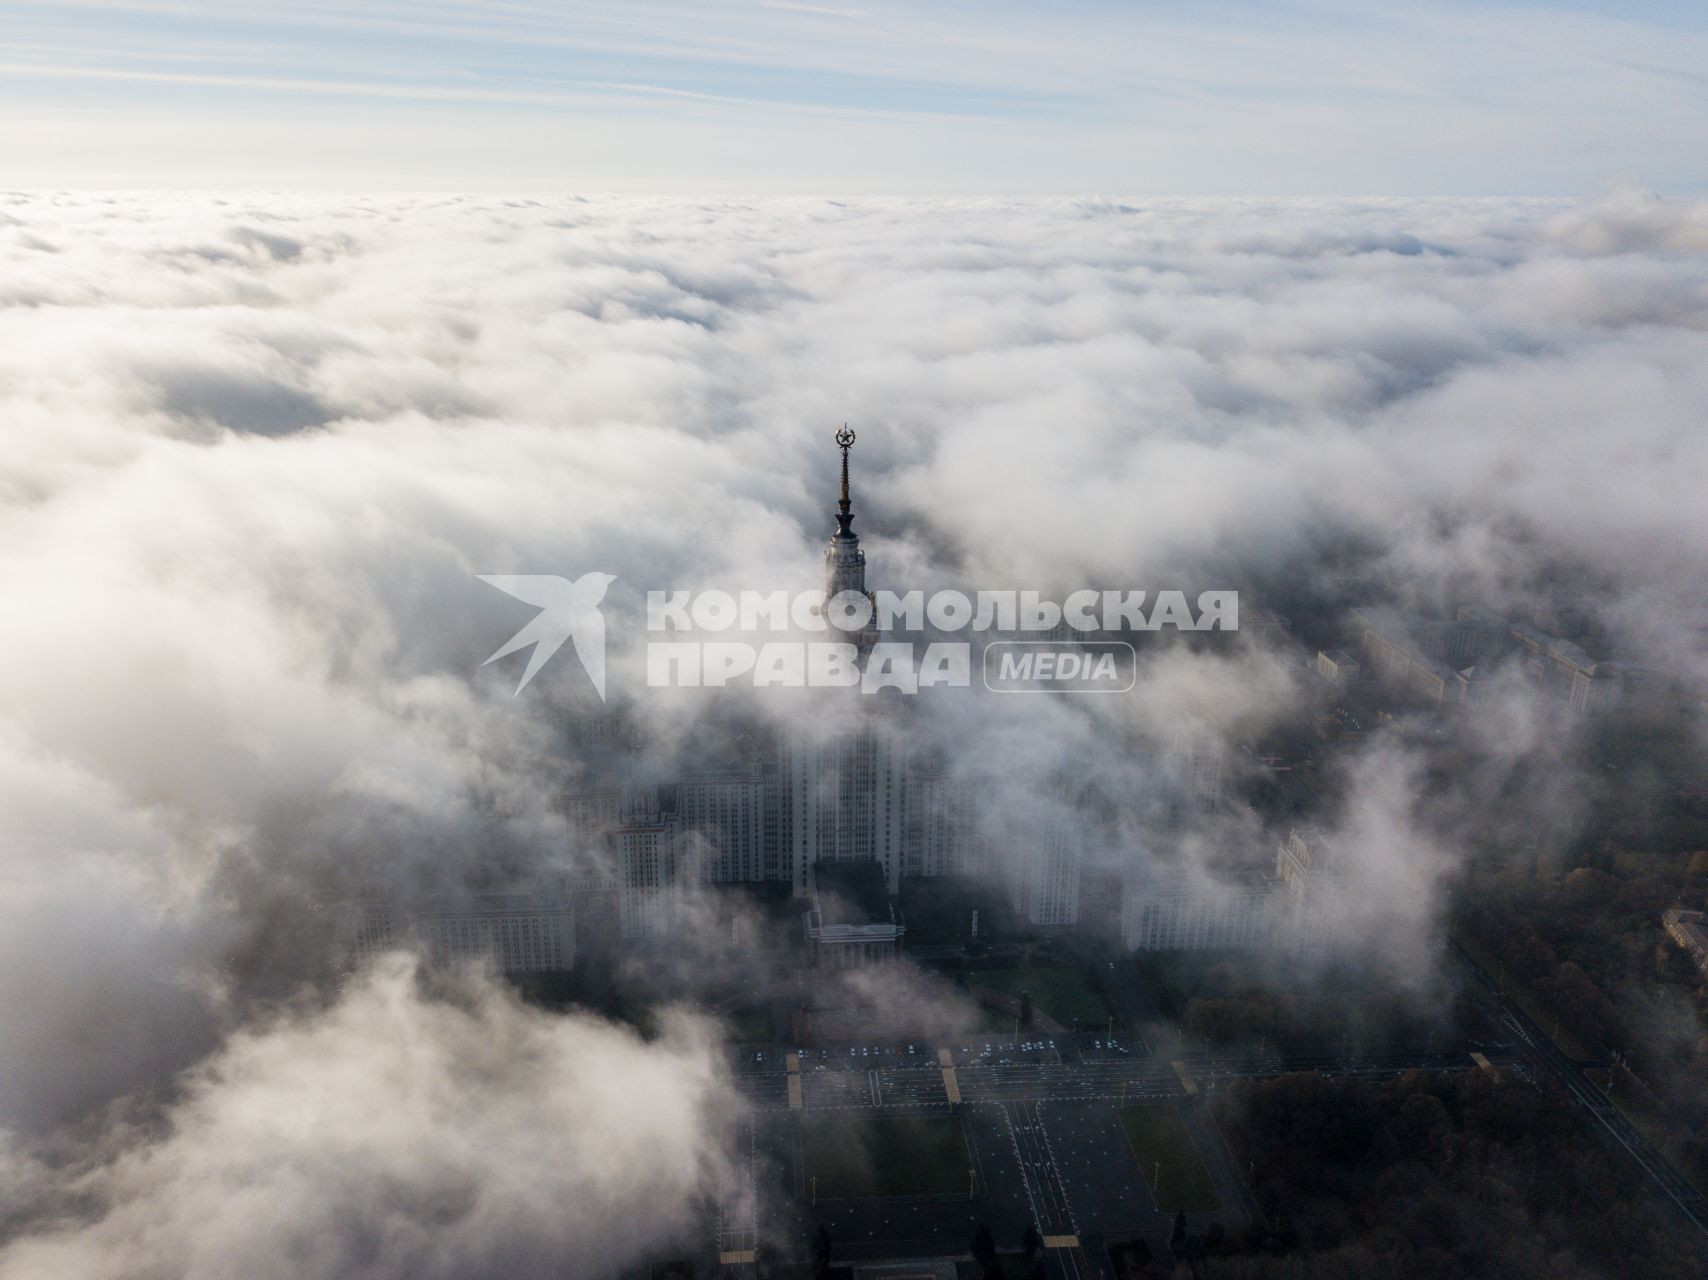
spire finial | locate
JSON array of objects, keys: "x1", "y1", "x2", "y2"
[{"x1": 834, "y1": 425, "x2": 856, "y2": 531}]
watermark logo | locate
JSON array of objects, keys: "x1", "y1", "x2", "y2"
[
  {"x1": 478, "y1": 572, "x2": 616, "y2": 698},
  {"x1": 983, "y1": 641, "x2": 1136, "y2": 693},
  {"x1": 479, "y1": 582, "x2": 1234, "y2": 698}
]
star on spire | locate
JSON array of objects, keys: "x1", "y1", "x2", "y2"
[{"x1": 834, "y1": 424, "x2": 856, "y2": 536}]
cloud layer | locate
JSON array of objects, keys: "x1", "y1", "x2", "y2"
[
  {"x1": 1, "y1": 188, "x2": 1706, "y2": 1273},
  {"x1": 0, "y1": 959, "x2": 735, "y2": 1280}
]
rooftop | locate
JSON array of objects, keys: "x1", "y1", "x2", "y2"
[{"x1": 810, "y1": 859, "x2": 896, "y2": 928}]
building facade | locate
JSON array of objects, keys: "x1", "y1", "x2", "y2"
[
  {"x1": 1274, "y1": 826, "x2": 1340, "y2": 948},
  {"x1": 617, "y1": 815, "x2": 688, "y2": 940},
  {"x1": 677, "y1": 768, "x2": 767, "y2": 884},
  {"x1": 1663, "y1": 908, "x2": 1708, "y2": 976},
  {"x1": 1009, "y1": 818, "x2": 1082, "y2": 927},
  {"x1": 352, "y1": 893, "x2": 576, "y2": 974},
  {"x1": 803, "y1": 859, "x2": 905, "y2": 968},
  {"x1": 788, "y1": 725, "x2": 906, "y2": 894},
  {"x1": 1123, "y1": 879, "x2": 1274, "y2": 951}
]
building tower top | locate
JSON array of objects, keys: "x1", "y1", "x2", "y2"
[
  {"x1": 823, "y1": 424, "x2": 876, "y2": 649},
  {"x1": 834, "y1": 424, "x2": 857, "y2": 537}
]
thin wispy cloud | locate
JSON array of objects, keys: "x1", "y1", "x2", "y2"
[{"x1": 2, "y1": 1, "x2": 1704, "y2": 189}]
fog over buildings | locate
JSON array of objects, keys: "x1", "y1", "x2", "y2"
[{"x1": 2, "y1": 187, "x2": 1708, "y2": 1275}]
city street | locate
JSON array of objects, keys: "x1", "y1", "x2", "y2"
[
  {"x1": 1454, "y1": 941, "x2": 1708, "y2": 1239},
  {"x1": 719, "y1": 1037, "x2": 1535, "y2": 1275},
  {"x1": 729, "y1": 1041, "x2": 1530, "y2": 1112}
]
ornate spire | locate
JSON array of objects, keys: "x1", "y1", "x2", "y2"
[
  {"x1": 834, "y1": 424, "x2": 856, "y2": 537},
  {"x1": 823, "y1": 423, "x2": 874, "y2": 648}
]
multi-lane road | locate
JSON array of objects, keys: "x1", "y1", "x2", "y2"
[
  {"x1": 715, "y1": 948, "x2": 1708, "y2": 1272},
  {"x1": 730, "y1": 1040, "x2": 1527, "y2": 1112},
  {"x1": 721, "y1": 1038, "x2": 1534, "y2": 1275},
  {"x1": 1453, "y1": 940, "x2": 1708, "y2": 1239}
]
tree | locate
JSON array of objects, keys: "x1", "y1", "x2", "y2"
[
  {"x1": 1171, "y1": 1210, "x2": 1187, "y2": 1256},
  {"x1": 972, "y1": 1223, "x2": 1000, "y2": 1278},
  {"x1": 1019, "y1": 990, "x2": 1033, "y2": 1030},
  {"x1": 1022, "y1": 1221, "x2": 1044, "y2": 1259}
]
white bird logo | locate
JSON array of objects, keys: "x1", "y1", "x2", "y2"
[{"x1": 477, "y1": 572, "x2": 616, "y2": 699}]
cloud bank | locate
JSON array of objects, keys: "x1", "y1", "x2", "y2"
[
  {"x1": 0, "y1": 958, "x2": 734, "y2": 1280},
  {"x1": 1, "y1": 187, "x2": 1706, "y2": 1273}
]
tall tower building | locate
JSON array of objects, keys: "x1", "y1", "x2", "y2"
[
  {"x1": 786, "y1": 425, "x2": 898, "y2": 895},
  {"x1": 788, "y1": 723, "x2": 905, "y2": 894},
  {"x1": 823, "y1": 425, "x2": 878, "y2": 650}
]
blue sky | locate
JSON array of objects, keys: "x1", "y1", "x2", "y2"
[{"x1": 3, "y1": 1, "x2": 1705, "y2": 191}]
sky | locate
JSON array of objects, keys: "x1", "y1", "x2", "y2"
[{"x1": 3, "y1": 0, "x2": 1708, "y2": 192}]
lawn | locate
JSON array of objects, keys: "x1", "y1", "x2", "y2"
[
  {"x1": 801, "y1": 1113, "x2": 973, "y2": 1199},
  {"x1": 721, "y1": 1004, "x2": 774, "y2": 1043},
  {"x1": 1118, "y1": 1104, "x2": 1221, "y2": 1213},
  {"x1": 971, "y1": 966, "x2": 1112, "y2": 1028},
  {"x1": 899, "y1": 875, "x2": 1033, "y2": 946}
]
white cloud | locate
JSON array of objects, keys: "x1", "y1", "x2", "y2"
[
  {"x1": 1, "y1": 188, "x2": 1706, "y2": 1270},
  {"x1": 0, "y1": 958, "x2": 736, "y2": 1280}
]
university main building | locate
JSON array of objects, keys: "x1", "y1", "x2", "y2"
[
  {"x1": 572, "y1": 427, "x2": 1082, "y2": 959},
  {"x1": 353, "y1": 429, "x2": 1338, "y2": 974}
]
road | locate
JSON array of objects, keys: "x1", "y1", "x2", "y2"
[
  {"x1": 1453, "y1": 940, "x2": 1708, "y2": 1239},
  {"x1": 718, "y1": 950, "x2": 1708, "y2": 1272},
  {"x1": 730, "y1": 1042, "x2": 1528, "y2": 1112},
  {"x1": 1002, "y1": 1100, "x2": 1081, "y2": 1279},
  {"x1": 722, "y1": 1039, "x2": 1532, "y2": 1276}
]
